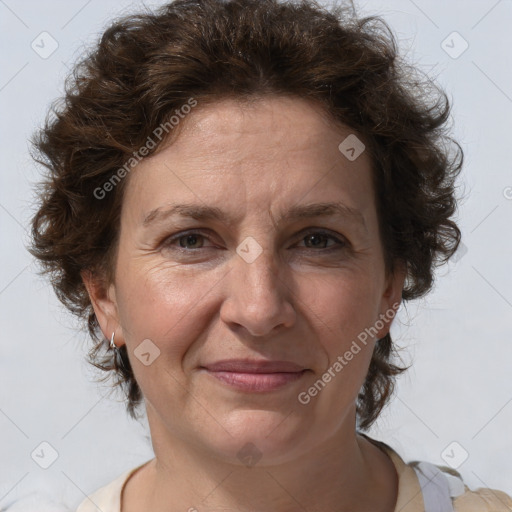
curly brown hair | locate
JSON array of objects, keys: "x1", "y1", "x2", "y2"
[{"x1": 28, "y1": 0, "x2": 462, "y2": 431}]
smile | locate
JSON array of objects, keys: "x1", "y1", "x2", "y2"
[{"x1": 201, "y1": 369, "x2": 309, "y2": 392}]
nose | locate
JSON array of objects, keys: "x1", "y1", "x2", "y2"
[{"x1": 220, "y1": 246, "x2": 296, "y2": 337}]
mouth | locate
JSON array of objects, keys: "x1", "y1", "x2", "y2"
[
  {"x1": 199, "y1": 359, "x2": 309, "y2": 392},
  {"x1": 200, "y1": 369, "x2": 308, "y2": 392}
]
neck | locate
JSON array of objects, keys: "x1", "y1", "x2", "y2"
[{"x1": 125, "y1": 404, "x2": 397, "y2": 512}]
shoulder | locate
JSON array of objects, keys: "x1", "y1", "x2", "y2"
[
  {"x1": 75, "y1": 476, "x2": 124, "y2": 512},
  {"x1": 413, "y1": 460, "x2": 512, "y2": 512},
  {"x1": 75, "y1": 461, "x2": 152, "y2": 512},
  {"x1": 359, "y1": 433, "x2": 512, "y2": 512},
  {"x1": 449, "y1": 473, "x2": 512, "y2": 512}
]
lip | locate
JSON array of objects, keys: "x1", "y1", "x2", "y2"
[
  {"x1": 202, "y1": 359, "x2": 306, "y2": 373},
  {"x1": 200, "y1": 359, "x2": 309, "y2": 392}
]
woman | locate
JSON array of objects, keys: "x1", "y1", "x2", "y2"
[{"x1": 28, "y1": 0, "x2": 512, "y2": 511}]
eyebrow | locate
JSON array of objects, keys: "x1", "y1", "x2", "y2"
[{"x1": 142, "y1": 201, "x2": 367, "y2": 232}]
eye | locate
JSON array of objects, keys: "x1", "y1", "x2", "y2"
[
  {"x1": 161, "y1": 229, "x2": 347, "y2": 252},
  {"x1": 163, "y1": 231, "x2": 214, "y2": 250},
  {"x1": 297, "y1": 230, "x2": 347, "y2": 250}
]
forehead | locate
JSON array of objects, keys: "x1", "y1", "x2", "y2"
[
  {"x1": 178, "y1": 95, "x2": 335, "y2": 140},
  {"x1": 122, "y1": 96, "x2": 376, "y2": 226}
]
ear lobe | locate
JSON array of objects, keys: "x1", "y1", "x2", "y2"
[{"x1": 81, "y1": 269, "x2": 119, "y2": 342}]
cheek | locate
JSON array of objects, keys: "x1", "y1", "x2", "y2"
[
  {"x1": 114, "y1": 260, "x2": 227, "y2": 409},
  {"x1": 299, "y1": 276, "x2": 379, "y2": 413},
  {"x1": 305, "y1": 271, "x2": 382, "y2": 350},
  {"x1": 116, "y1": 257, "x2": 225, "y2": 357}
]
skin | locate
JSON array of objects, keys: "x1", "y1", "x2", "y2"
[{"x1": 83, "y1": 95, "x2": 406, "y2": 512}]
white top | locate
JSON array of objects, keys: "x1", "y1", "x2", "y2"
[{"x1": 76, "y1": 464, "x2": 145, "y2": 512}]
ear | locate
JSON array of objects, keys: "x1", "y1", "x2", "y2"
[
  {"x1": 81, "y1": 269, "x2": 124, "y2": 347},
  {"x1": 375, "y1": 261, "x2": 407, "y2": 339}
]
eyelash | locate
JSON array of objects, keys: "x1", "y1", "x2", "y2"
[{"x1": 162, "y1": 229, "x2": 348, "y2": 252}]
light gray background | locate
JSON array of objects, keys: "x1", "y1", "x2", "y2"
[{"x1": 1, "y1": 0, "x2": 511, "y2": 509}]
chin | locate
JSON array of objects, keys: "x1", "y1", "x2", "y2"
[{"x1": 202, "y1": 409, "x2": 312, "y2": 467}]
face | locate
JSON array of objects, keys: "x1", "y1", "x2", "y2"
[{"x1": 85, "y1": 96, "x2": 404, "y2": 465}]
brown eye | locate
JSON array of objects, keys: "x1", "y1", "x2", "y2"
[
  {"x1": 299, "y1": 230, "x2": 346, "y2": 250},
  {"x1": 178, "y1": 233, "x2": 205, "y2": 249},
  {"x1": 162, "y1": 231, "x2": 213, "y2": 251}
]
